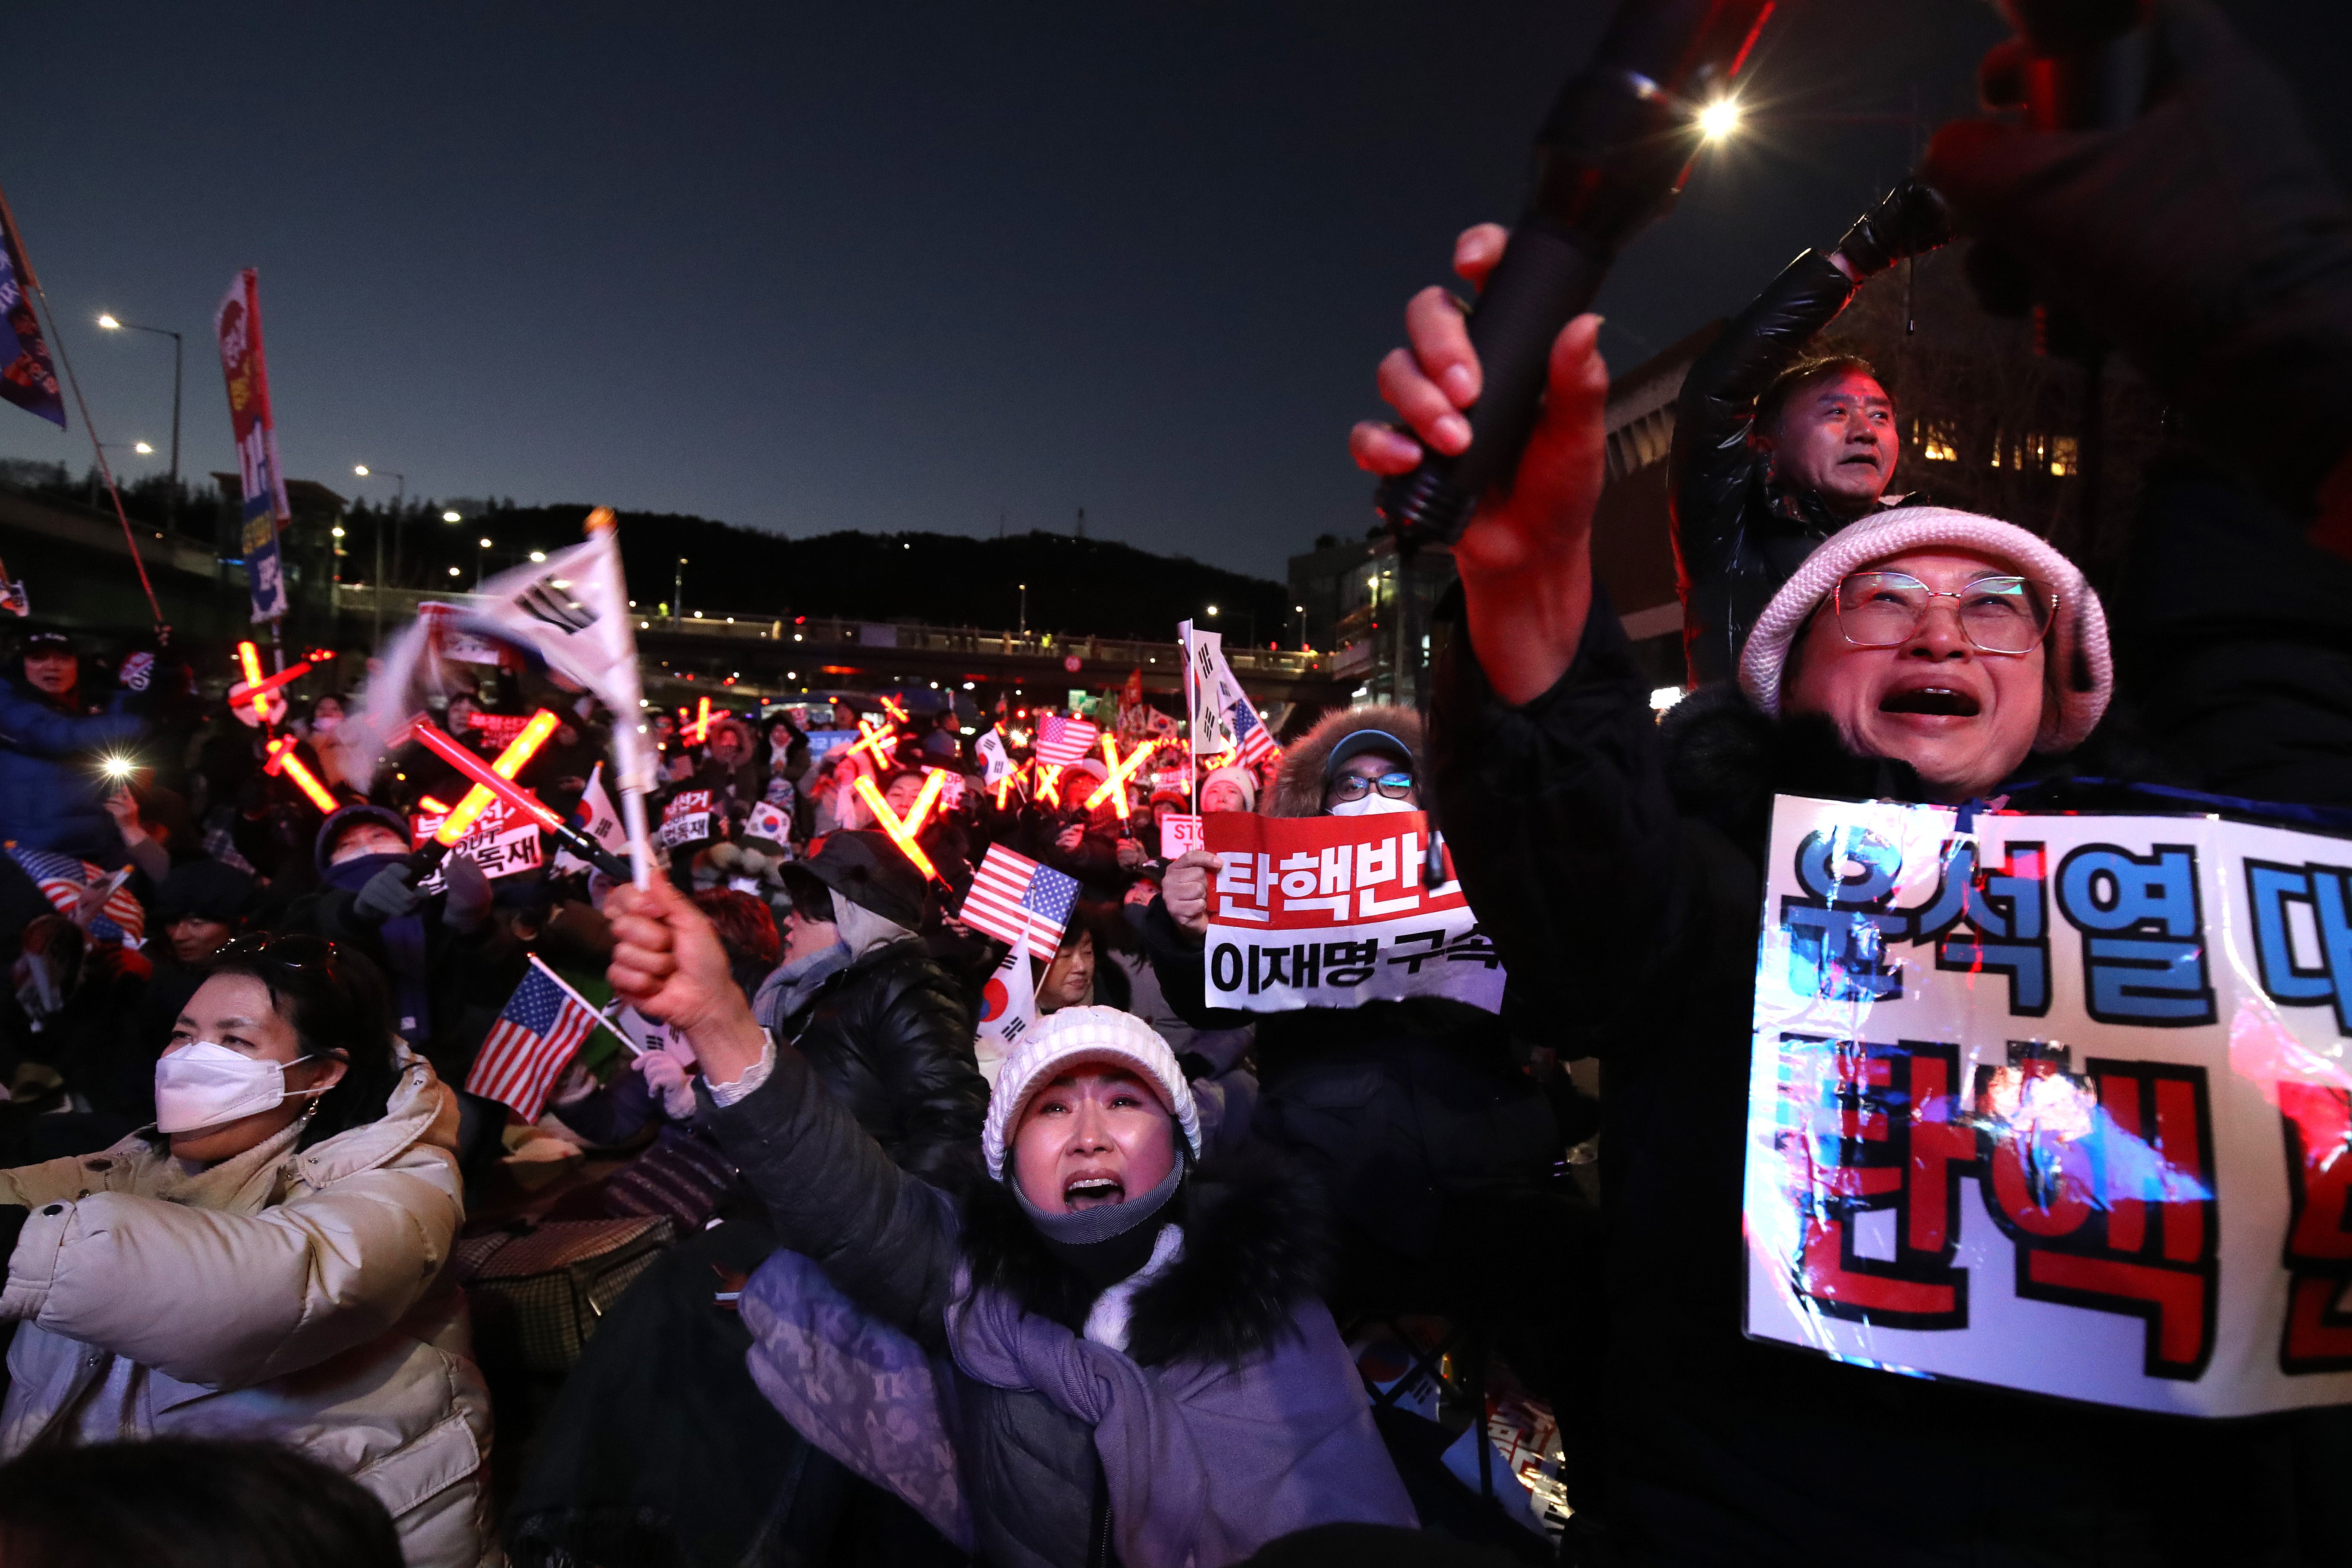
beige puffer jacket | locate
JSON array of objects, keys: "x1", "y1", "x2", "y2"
[{"x1": 0, "y1": 1050, "x2": 495, "y2": 1568}]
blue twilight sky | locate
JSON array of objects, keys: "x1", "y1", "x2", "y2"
[{"x1": 4, "y1": 1, "x2": 2344, "y2": 579}]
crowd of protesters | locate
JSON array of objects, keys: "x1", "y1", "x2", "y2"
[{"x1": 0, "y1": 4, "x2": 2349, "y2": 1564}]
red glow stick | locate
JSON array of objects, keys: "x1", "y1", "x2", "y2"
[
  {"x1": 263, "y1": 736, "x2": 338, "y2": 813},
  {"x1": 404, "y1": 718, "x2": 564, "y2": 834},
  {"x1": 436, "y1": 709, "x2": 561, "y2": 844}
]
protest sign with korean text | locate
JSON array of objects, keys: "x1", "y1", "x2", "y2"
[
  {"x1": 411, "y1": 799, "x2": 544, "y2": 890},
  {"x1": 657, "y1": 789, "x2": 714, "y2": 848},
  {"x1": 1744, "y1": 794, "x2": 2352, "y2": 1418},
  {"x1": 1202, "y1": 811, "x2": 1502, "y2": 1012},
  {"x1": 1160, "y1": 812, "x2": 1203, "y2": 859}
]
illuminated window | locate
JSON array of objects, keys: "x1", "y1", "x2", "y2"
[
  {"x1": 2050, "y1": 436, "x2": 2079, "y2": 477},
  {"x1": 1920, "y1": 423, "x2": 1959, "y2": 463}
]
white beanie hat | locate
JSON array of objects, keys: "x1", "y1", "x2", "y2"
[
  {"x1": 1736, "y1": 507, "x2": 2113, "y2": 754},
  {"x1": 1201, "y1": 764, "x2": 1257, "y2": 812},
  {"x1": 981, "y1": 1005, "x2": 1201, "y2": 1181}
]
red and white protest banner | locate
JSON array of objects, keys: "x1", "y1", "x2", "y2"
[
  {"x1": 1746, "y1": 794, "x2": 2352, "y2": 1417},
  {"x1": 1201, "y1": 811, "x2": 1501, "y2": 1012},
  {"x1": 657, "y1": 788, "x2": 714, "y2": 849},
  {"x1": 410, "y1": 798, "x2": 545, "y2": 889}
]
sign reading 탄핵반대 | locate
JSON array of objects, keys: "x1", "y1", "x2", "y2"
[
  {"x1": 1202, "y1": 811, "x2": 1503, "y2": 1013},
  {"x1": 1744, "y1": 793, "x2": 2352, "y2": 1418}
]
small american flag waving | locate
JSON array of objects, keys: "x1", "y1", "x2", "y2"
[
  {"x1": 1033, "y1": 712, "x2": 1100, "y2": 766},
  {"x1": 960, "y1": 845, "x2": 1081, "y2": 961},
  {"x1": 1232, "y1": 700, "x2": 1280, "y2": 769},
  {"x1": 467, "y1": 956, "x2": 603, "y2": 1121},
  {"x1": 8, "y1": 847, "x2": 144, "y2": 943}
]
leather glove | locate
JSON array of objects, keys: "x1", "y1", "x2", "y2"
[
  {"x1": 1922, "y1": 0, "x2": 2352, "y2": 514},
  {"x1": 442, "y1": 854, "x2": 493, "y2": 934},
  {"x1": 353, "y1": 863, "x2": 422, "y2": 924},
  {"x1": 1832, "y1": 178, "x2": 1953, "y2": 279}
]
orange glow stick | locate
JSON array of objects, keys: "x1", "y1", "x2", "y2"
[
  {"x1": 690, "y1": 695, "x2": 713, "y2": 744},
  {"x1": 433, "y1": 709, "x2": 561, "y2": 844},
  {"x1": 236, "y1": 641, "x2": 272, "y2": 723},
  {"x1": 1034, "y1": 763, "x2": 1063, "y2": 808},
  {"x1": 846, "y1": 717, "x2": 897, "y2": 769},
  {"x1": 263, "y1": 737, "x2": 338, "y2": 813},
  {"x1": 417, "y1": 795, "x2": 452, "y2": 815},
  {"x1": 1084, "y1": 734, "x2": 1157, "y2": 818},
  {"x1": 854, "y1": 771, "x2": 945, "y2": 883},
  {"x1": 878, "y1": 694, "x2": 910, "y2": 725}
]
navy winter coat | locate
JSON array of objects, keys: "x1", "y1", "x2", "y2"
[{"x1": 0, "y1": 683, "x2": 143, "y2": 858}]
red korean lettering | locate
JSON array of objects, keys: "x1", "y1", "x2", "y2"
[{"x1": 2278, "y1": 1081, "x2": 2352, "y2": 1373}]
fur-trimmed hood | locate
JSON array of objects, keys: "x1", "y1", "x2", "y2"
[
  {"x1": 959, "y1": 1147, "x2": 1330, "y2": 1369},
  {"x1": 1271, "y1": 704, "x2": 1424, "y2": 819}
]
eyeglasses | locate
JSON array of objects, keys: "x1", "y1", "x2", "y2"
[
  {"x1": 1830, "y1": 571, "x2": 2057, "y2": 656},
  {"x1": 1326, "y1": 770, "x2": 1415, "y2": 803}
]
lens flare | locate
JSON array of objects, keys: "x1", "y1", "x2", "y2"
[{"x1": 1697, "y1": 98, "x2": 1742, "y2": 141}]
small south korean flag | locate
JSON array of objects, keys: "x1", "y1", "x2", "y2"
[{"x1": 973, "y1": 926, "x2": 1037, "y2": 1086}]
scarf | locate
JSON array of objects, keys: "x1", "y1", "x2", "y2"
[
  {"x1": 326, "y1": 852, "x2": 430, "y2": 1039},
  {"x1": 752, "y1": 940, "x2": 855, "y2": 1034},
  {"x1": 1008, "y1": 1150, "x2": 1185, "y2": 1290}
]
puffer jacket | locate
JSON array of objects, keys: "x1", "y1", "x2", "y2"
[
  {"x1": 1669, "y1": 249, "x2": 1920, "y2": 686},
  {"x1": 0, "y1": 1050, "x2": 495, "y2": 1568},
  {"x1": 712, "y1": 1036, "x2": 1413, "y2": 1568},
  {"x1": 757, "y1": 935, "x2": 989, "y2": 1191},
  {"x1": 0, "y1": 680, "x2": 144, "y2": 858}
]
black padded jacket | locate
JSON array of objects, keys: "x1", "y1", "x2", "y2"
[
  {"x1": 770, "y1": 937, "x2": 989, "y2": 1192},
  {"x1": 1670, "y1": 248, "x2": 1903, "y2": 687}
]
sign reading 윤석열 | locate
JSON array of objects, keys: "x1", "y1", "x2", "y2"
[
  {"x1": 1202, "y1": 811, "x2": 1502, "y2": 1013},
  {"x1": 1745, "y1": 794, "x2": 2352, "y2": 1417}
]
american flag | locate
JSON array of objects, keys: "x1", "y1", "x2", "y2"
[
  {"x1": 8, "y1": 847, "x2": 144, "y2": 943},
  {"x1": 960, "y1": 845, "x2": 1080, "y2": 961},
  {"x1": 1232, "y1": 700, "x2": 1280, "y2": 769},
  {"x1": 467, "y1": 956, "x2": 601, "y2": 1121},
  {"x1": 1034, "y1": 712, "x2": 1100, "y2": 766}
]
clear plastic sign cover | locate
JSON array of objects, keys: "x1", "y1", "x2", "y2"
[{"x1": 1744, "y1": 795, "x2": 2352, "y2": 1416}]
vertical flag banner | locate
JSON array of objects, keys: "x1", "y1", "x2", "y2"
[
  {"x1": 214, "y1": 270, "x2": 292, "y2": 622},
  {"x1": 0, "y1": 196, "x2": 63, "y2": 428}
]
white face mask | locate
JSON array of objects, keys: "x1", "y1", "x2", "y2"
[
  {"x1": 1328, "y1": 792, "x2": 1417, "y2": 818},
  {"x1": 154, "y1": 1041, "x2": 331, "y2": 1134},
  {"x1": 310, "y1": 713, "x2": 341, "y2": 734}
]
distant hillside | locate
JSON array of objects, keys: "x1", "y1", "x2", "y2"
[{"x1": 363, "y1": 502, "x2": 1294, "y2": 645}]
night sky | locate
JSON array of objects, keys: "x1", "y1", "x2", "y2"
[{"x1": 6, "y1": 2, "x2": 2345, "y2": 585}]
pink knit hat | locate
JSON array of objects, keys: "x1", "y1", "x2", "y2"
[{"x1": 1736, "y1": 507, "x2": 2112, "y2": 753}]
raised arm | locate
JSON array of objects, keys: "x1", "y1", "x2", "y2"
[{"x1": 607, "y1": 879, "x2": 965, "y2": 1342}]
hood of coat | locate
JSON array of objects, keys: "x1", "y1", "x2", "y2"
[
  {"x1": 1270, "y1": 703, "x2": 1424, "y2": 820},
  {"x1": 294, "y1": 1044, "x2": 459, "y2": 1188},
  {"x1": 959, "y1": 1145, "x2": 1329, "y2": 1369}
]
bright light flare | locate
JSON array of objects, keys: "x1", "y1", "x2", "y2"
[
  {"x1": 1650, "y1": 685, "x2": 1687, "y2": 713},
  {"x1": 132, "y1": 441, "x2": 153, "y2": 455},
  {"x1": 1697, "y1": 97, "x2": 1742, "y2": 141},
  {"x1": 99, "y1": 754, "x2": 136, "y2": 781},
  {"x1": 442, "y1": 510, "x2": 462, "y2": 523}
]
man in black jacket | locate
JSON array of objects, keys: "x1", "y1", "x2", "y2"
[{"x1": 1671, "y1": 178, "x2": 1950, "y2": 685}]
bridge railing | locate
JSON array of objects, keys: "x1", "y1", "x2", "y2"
[{"x1": 330, "y1": 587, "x2": 1327, "y2": 677}]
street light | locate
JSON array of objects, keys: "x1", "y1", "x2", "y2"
[
  {"x1": 1294, "y1": 603, "x2": 1308, "y2": 649},
  {"x1": 352, "y1": 466, "x2": 407, "y2": 612},
  {"x1": 1017, "y1": 583, "x2": 1027, "y2": 638},
  {"x1": 97, "y1": 313, "x2": 184, "y2": 531},
  {"x1": 475, "y1": 537, "x2": 492, "y2": 589},
  {"x1": 132, "y1": 441, "x2": 153, "y2": 455},
  {"x1": 442, "y1": 509, "x2": 462, "y2": 524},
  {"x1": 674, "y1": 558, "x2": 687, "y2": 623}
]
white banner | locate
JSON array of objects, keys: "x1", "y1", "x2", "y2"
[
  {"x1": 1745, "y1": 794, "x2": 2352, "y2": 1417},
  {"x1": 657, "y1": 788, "x2": 714, "y2": 849},
  {"x1": 410, "y1": 799, "x2": 544, "y2": 890},
  {"x1": 1202, "y1": 811, "x2": 1501, "y2": 1013}
]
